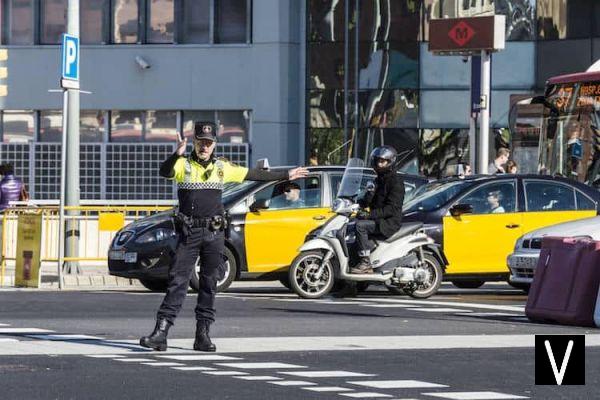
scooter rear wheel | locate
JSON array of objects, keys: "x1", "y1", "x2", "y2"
[{"x1": 289, "y1": 250, "x2": 335, "y2": 299}]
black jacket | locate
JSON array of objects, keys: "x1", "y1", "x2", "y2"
[{"x1": 359, "y1": 170, "x2": 405, "y2": 238}]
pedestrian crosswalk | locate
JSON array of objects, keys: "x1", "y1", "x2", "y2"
[{"x1": 75, "y1": 350, "x2": 529, "y2": 400}]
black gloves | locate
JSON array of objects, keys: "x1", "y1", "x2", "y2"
[{"x1": 356, "y1": 210, "x2": 371, "y2": 220}]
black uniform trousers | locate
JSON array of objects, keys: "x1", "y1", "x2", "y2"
[{"x1": 157, "y1": 227, "x2": 224, "y2": 325}]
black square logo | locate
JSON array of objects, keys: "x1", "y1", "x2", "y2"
[{"x1": 535, "y1": 335, "x2": 585, "y2": 385}]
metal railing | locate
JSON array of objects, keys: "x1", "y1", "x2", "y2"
[{"x1": 0, "y1": 203, "x2": 174, "y2": 286}]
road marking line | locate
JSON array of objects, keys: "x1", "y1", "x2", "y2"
[
  {"x1": 408, "y1": 308, "x2": 472, "y2": 313},
  {"x1": 348, "y1": 380, "x2": 448, "y2": 389},
  {"x1": 0, "y1": 323, "x2": 10, "y2": 326},
  {"x1": 115, "y1": 358, "x2": 156, "y2": 362},
  {"x1": 216, "y1": 362, "x2": 307, "y2": 369},
  {"x1": 172, "y1": 366, "x2": 216, "y2": 371},
  {"x1": 269, "y1": 380, "x2": 316, "y2": 386},
  {"x1": 454, "y1": 312, "x2": 521, "y2": 317},
  {"x1": 422, "y1": 392, "x2": 529, "y2": 400},
  {"x1": 86, "y1": 354, "x2": 126, "y2": 358},
  {"x1": 281, "y1": 371, "x2": 376, "y2": 378},
  {"x1": 312, "y1": 301, "x2": 369, "y2": 305},
  {"x1": 235, "y1": 375, "x2": 283, "y2": 381},
  {"x1": 361, "y1": 304, "x2": 413, "y2": 308},
  {"x1": 340, "y1": 392, "x2": 393, "y2": 398},
  {"x1": 0, "y1": 338, "x2": 18, "y2": 342},
  {"x1": 303, "y1": 386, "x2": 354, "y2": 392},
  {"x1": 203, "y1": 371, "x2": 249, "y2": 376},
  {"x1": 0, "y1": 328, "x2": 54, "y2": 333},
  {"x1": 349, "y1": 298, "x2": 525, "y2": 313},
  {"x1": 158, "y1": 355, "x2": 241, "y2": 361},
  {"x1": 141, "y1": 362, "x2": 185, "y2": 367},
  {"x1": 27, "y1": 334, "x2": 103, "y2": 340}
]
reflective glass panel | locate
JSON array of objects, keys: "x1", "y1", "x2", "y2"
[
  {"x1": 594, "y1": 3, "x2": 600, "y2": 37},
  {"x1": 495, "y1": 0, "x2": 536, "y2": 41},
  {"x1": 351, "y1": 90, "x2": 419, "y2": 128},
  {"x1": 40, "y1": 0, "x2": 67, "y2": 44},
  {"x1": 181, "y1": 0, "x2": 210, "y2": 43},
  {"x1": 111, "y1": 110, "x2": 143, "y2": 142},
  {"x1": 308, "y1": 0, "x2": 345, "y2": 42},
  {"x1": 146, "y1": 0, "x2": 174, "y2": 43},
  {"x1": 358, "y1": 42, "x2": 419, "y2": 89},
  {"x1": 39, "y1": 110, "x2": 63, "y2": 142},
  {"x1": 307, "y1": 128, "x2": 345, "y2": 165},
  {"x1": 1, "y1": 111, "x2": 34, "y2": 143},
  {"x1": 356, "y1": 0, "x2": 419, "y2": 43},
  {"x1": 112, "y1": 0, "x2": 138, "y2": 43},
  {"x1": 81, "y1": 0, "x2": 108, "y2": 44},
  {"x1": 80, "y1": 110, "x2": 105, "y2": 142},
  {"x1": 2, "y1": 0, "x2": 34, "y2": 44},
  {"x1": 216, "y1": 110, "x2": 249, "y2": 143},
  {"x1": 524, "y1": 181, "x2": 576, "y2": 212},
  {"x1": 215, "y1": 0, "x2": 247, "y2": 43},
  {"x1": 309, "y1": 42, "x2": 346, "y2": 89},
  {"x1": 309, "y1": 90, "x2": 344, "y2": 128},
  {"x1": 537, "y1": 0, "x2": 591, "y2": 39},
  {"x1": 182, "y1": 111, "x2": 214, "y2": 139},
  {"x1": 145, "y1": 110, "x2": 177, "y2": 142}
]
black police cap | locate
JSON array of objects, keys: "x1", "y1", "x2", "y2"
[{"x1": 194, "y1": 121, "x2": 217, "y2": 141}]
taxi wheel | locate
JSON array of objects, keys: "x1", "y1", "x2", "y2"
[
  {"x1": 139, "y1": 279, "x2": 168, "y2": 292},
  {"x1": 190, "y1": 247, "x2": 237, "y2": 293},
  {"x1": 289, "y1": 250, "x2": 335, "y2": 299}
]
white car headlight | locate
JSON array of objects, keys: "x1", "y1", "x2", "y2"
[{"x1": 135, "y1": 228, "x2": 176, "y2": 244}]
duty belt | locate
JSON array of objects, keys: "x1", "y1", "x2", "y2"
[{"x1": 176, "y1": 213, "x2": 226, "y2": 231}]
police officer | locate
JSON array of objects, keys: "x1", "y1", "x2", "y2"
[{"x1": 140, "y1": 121, "x2": 308, "y2": 352}]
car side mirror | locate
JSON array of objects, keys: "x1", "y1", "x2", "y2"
[
  {"x1": 249, "y1": 198, "x2": 270, "y2": 213},
  {"x1": 449, "y1": 203, "x2": 473, "y2": 217}
]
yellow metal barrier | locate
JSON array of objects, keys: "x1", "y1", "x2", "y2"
[{"x1": 1, "y1": 205, "x2": 172, "y2": 286}]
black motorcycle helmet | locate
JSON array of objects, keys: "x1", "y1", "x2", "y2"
[{"x1": 369, "y1": 145, "x2": 397, "y2": 173}]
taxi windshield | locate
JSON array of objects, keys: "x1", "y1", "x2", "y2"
[
  {"x1": 222, "y1": 181, "x2": 258, "y2": 202},
  {"x1": 404, "y1": 180, "x2": 472, "y2": 213}
]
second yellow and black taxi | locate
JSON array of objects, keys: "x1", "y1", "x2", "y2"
[
  {"x1": 108, "y1": 166, "x2": 427, "y2": 292},
  {"x1": 402, "y1": 174, "x2": 600, "y2": 289}
]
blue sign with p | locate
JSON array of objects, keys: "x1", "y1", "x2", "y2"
[{"x1": 61, "y1": 34, "x2": 79, "y2": 81}]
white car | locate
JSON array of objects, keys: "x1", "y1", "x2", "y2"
[{"x1": 508, "y1": 216, "x2": 600, "y2": 288}]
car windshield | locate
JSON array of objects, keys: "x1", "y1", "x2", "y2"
[
  {"x1": 222, "y1": 181, "x2": 259, "y2": 202},
  {"x1": 404, "y1": 180, "x2": 472, "y2": 213}
]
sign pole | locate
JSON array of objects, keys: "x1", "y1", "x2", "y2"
[
  {"x1": 479, "y1": 49, "x2": 491, "y2": 174},
  {"x1": 58, "y1": 89, "x2": 68, "y2": 289}
]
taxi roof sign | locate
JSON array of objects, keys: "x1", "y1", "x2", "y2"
[{"x1": 429, "y1": 15, "x2": 506, "y2": 55}]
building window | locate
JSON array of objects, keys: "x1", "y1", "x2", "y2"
[
  {"x1": 81, "y1": 0, "x2": 109, "y2": 44},
  {"x1": 1, "y1": 110, "x2": 34, "y2": 143},
  {"x1": 39, "y1": 110, "x2": 63, "y2": 142},
  {"x1": 146, "y1": 0, "x2": 174, "y2": 43},
  {"x1": 80, "y1": 110, "x2": 105, "y2": 142},
  {"x1": 180, "y1": 0, "x2": 210, "y2": 43},
  {"x1": 537, "y1": 0, "x2": 592, "y2": 40},
  {"x1": 214, "y1": 0, "x2": 248, "y2": 43},
  {"x1": 216, "y1": 110, "x2": 249, "y2": 143},
  {"x1": 40, "y1": 0, "x2": 66, "y2": 44},
  {"x1": 112, "y1": 0, "x2": 139, "y2": 43},
  {"x1": 110, "y1": 110, "x2": 143, "y2": 142},
  {"x1": 182, "y1": 111, "x2": 214, "y2": 138},
  {"x1": 1, "y1": 0, "x2": 34, "y2": 44},
  {"x1": 145, "y1": 110, "x2": 178, "y2": 141}
]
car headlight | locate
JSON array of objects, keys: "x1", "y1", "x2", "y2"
[{"x1": 135, "y1": 228, "x2": 176, "y2": 244}]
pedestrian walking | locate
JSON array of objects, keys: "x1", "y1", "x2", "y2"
[{"x1": 140, "y1": 121, "x2": 308, "y2": 352}]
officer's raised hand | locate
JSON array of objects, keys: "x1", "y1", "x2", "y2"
[
  {"x1": 288, "y1": 167, "x2": 309, "y2": 180},
  {"x1": 176, "y1": 133, "x2": 188, "y2": 156}
]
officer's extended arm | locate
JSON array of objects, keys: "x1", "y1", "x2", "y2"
[
  {"x1": 245, "y1": 168, "x2": 289, "y2": 181},
  {"x1": 159, "y1": 153, "x2": 180, "y2": 179}
]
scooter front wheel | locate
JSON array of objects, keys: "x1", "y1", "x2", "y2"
[{"x1": 289, "y1": 251, "x2": 335, "y2": 299}]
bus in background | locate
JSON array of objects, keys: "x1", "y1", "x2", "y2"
[{"x1": 510, "y1": 60, "x2": 600, "y2": 188}]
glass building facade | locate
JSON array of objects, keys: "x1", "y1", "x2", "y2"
[{"x1": 306, "y1": 0, "x2": 600, "y2": 178}]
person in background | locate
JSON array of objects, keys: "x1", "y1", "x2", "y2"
[
  {"x1": 0, "y1": 163, "x2": 25, "y2": 211},
  {"x1": 309, "y1": 152, "x2": 319, "y2": 166},
  {"x1": 506, "y1": 160, "x2": 518, "y2": 174},
  {"x1": 488, "y1": 148, "x2": 510, "y2": 174}
]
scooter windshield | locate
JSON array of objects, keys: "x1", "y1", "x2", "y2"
[{"x1": 336, "y1": 158, "x2": 366, "y2": 199}]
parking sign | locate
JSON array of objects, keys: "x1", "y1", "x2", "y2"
[{"x1": 61, "y1": 34, "x2": 79, "y2": 89}]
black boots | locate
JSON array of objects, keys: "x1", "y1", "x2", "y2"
[
  {"x1": 140, "y1": 318, "x2": 172, "y2": 351},
  {"x1": 351, "y1": 257, "x2": 373, "y2": 274},
  {"x1": 193, "y1": 320, "x2": 216, "y2": 352}
]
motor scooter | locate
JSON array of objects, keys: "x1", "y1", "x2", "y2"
[{"x1": 288, "y1": 158, "x2": 446, "y2": 299}]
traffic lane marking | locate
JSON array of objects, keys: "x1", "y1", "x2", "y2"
[
  {"x1": 268, "y1": 380, "x2": 316, "y2": 386},
  {"x1": 348, "y1": 380, "x2": 448, "y2": 389},
  {"x1": 172, "y1": 366, "x2": 216, "y2": 371},
  {"x1": 408, "y1": 308, "x2": 472, "y2": 313},
  {"x1": 303, "y1": 386, "x2": 354, "y2": 392},
  {"x1": 235, "y1": 375, "x2": 283, "y2": 381},
  {"x1": 203, "y1": 370, "x2": 249, "y2": 376},
  {"x1": 422, "y1": 392, "x2": 529, "y2": 399},
  {"x1": 216, "y1": 362, "x2": 307, "y2": 369},
  {"x1": 281, "y1": 370, "x2": 376, "y2": 378},
  {"x1": 141, "y1": 362, "x2": 185, "y2": 367},
  {"x1": 158, "y1": 355, "x2": 241, "y2": 361},
  {"x1": 340, "y1": 392, "x2": 393, "y2": 398},
  {"x1": 0, "y1": 328, "x2": 54, "y2": 333}
]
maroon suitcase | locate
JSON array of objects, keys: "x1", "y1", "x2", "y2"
[{"x1": 525, "y1": 236, "x2": 600, "y2": 327}]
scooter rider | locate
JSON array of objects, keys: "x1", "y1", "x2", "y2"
[
  {"x1": 352, "y1": 146, "x2": 405, "y2": 274},
  {"x1": 140, "y1": 121, "x2": 308, "y2": 352}
]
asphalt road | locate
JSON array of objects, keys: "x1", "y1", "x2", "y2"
[{"x1": 0, "y1": 283, "x2": 598, "y2": 400}]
